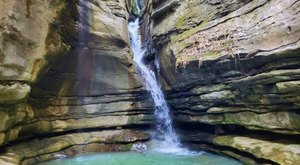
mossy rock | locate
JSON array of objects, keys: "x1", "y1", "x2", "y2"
[
  {"x1": 274, "y1": 81, "x2": 300, "y2": 94},
  {"x1": 213, "y1": 135, "x2": 300, "y2": 165},
  {"x1": 131, "y1": 0, "x2": 139, "y2": 16},
  {"x1": 118, "y1": 144, "x2": 133, "y2": 151}
]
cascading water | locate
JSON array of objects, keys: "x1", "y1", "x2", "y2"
[{"x1": 128, "y1": 1, "x2": 189, "y2": 154}]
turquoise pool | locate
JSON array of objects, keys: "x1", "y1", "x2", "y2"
[{"x1": 40, "y1": 151, "x2": 243, "y2": 165}]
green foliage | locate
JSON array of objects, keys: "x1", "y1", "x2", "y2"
[
  {"x1": 131, "y1": 0, "x2": 139, "y2": 16},
  {"x1": 119, "y1": 144, "x2": 133, "y2": 151}
]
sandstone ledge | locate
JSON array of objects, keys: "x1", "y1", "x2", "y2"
[
  {"x1": 213, "y1": 135, "x2": 300, "y2": 165},
  {"x1": 0, "y1": 129, "x2": 150, "y2": 165}
]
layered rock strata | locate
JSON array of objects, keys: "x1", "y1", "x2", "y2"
[
  {"x1": 1, "y1": 0, "x2": 300, "y2": 164},
  {"x1": 0, "y1": 0, "x2": 152, "y2": 164},
  {"x1": 147, "y1": 0, "x2": 300, "y2": 164}
]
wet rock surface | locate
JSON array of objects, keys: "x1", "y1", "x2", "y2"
[
  {"x1": 0, "y1": 0, "x2": 153, "y2": 164},
  {"x1": 147, "y1": 0, "x2": 300, "y2": 164}
]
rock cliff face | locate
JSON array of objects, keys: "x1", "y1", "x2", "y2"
[
  {"x1": 0, "y1": 0, "x2": 152, "y2": 164},
  {"x1": 146, "y1": 0, "x2": 300, "y2": 164}
]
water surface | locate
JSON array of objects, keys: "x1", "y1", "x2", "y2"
[{"x1": 40, "y1": 152, "x2": 243, "y2": 165}]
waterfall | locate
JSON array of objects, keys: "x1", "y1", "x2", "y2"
[{"x1": 128, "y1": 1, "x2": 189, "y2": 154}]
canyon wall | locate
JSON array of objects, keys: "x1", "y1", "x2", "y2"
[
  {"x1": 147, "y1": 0, "x2": 300, "y2": 164},
  {"x1": 1, "y1": 0, "x2": 300, "y2": 164},
  {"x1": 0, "y1": 0, "x2": 152, "y2": 164}
]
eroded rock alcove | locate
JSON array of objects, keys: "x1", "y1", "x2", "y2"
[{"x1": 0, "y1": 0, "x2": 300, "y2": 164}]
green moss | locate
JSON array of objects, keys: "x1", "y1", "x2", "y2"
[
  {"x1": 0, "y1": 112, "x2": 9, "y2": 132},
  {"x1": 224, "y1": 114, "x2": 236, "y2": 124},
  {"x1": 244, "y1": 94, "x2": 261, "y2": 103},
  {"x1": 175, "y1": 17, "x2": 186, "y2": 29},
  {"x1": 191, "y1": 84, "x2": 228, "y2": 94},
  {"x1": 271, "y1": 148, "x2": 281, "y2": 154},
  {"x1": 176, "y1": 56, "x2": 195, "y2": 66},
  {"x1": 213, "y1": 136, "x2": 234, "y2": 146},
  {"x1": 202, "y1": 50, "x2": 221, "y2": 60},
  {"x1": 175, "y1": 10, "x2": 198, "y2": 29},
  {"x1": 119, "y1": 144, "x2": 133, "y2": 151},
  {"x1": 178, "y1": 40, "x2": 193, "y2": 53},
  {"x1": 171, "y1": 20, "x2": 210, "y2": 42},
  {"x1": 128, "y1": 115, "x2": 146, "y2": 124},
  {"x1": 113, "y1": 135, "x2": 124, "y2": 142},
  {"x1": 222, "y1": 39, "x2": 234, "y2": 47},
  {"x1": 289, "y1": 112, "x2": 300, "y2": 129},
  {"x1": 251, "y1": 146, "x2": 262, "y2": 154},
  {"x1": 251, "y1": 85, "x2": 265, "y2": 94},
  {"x1": 275, "y1": 81, "x2": 300, "y2": 93},
  {"x1": 131, "y1": 0, "x2": 139, "y2": 16}
]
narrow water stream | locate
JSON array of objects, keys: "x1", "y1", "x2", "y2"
[{"x1": 128, "y1": 3, "x2": 185, "y2": 153}]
